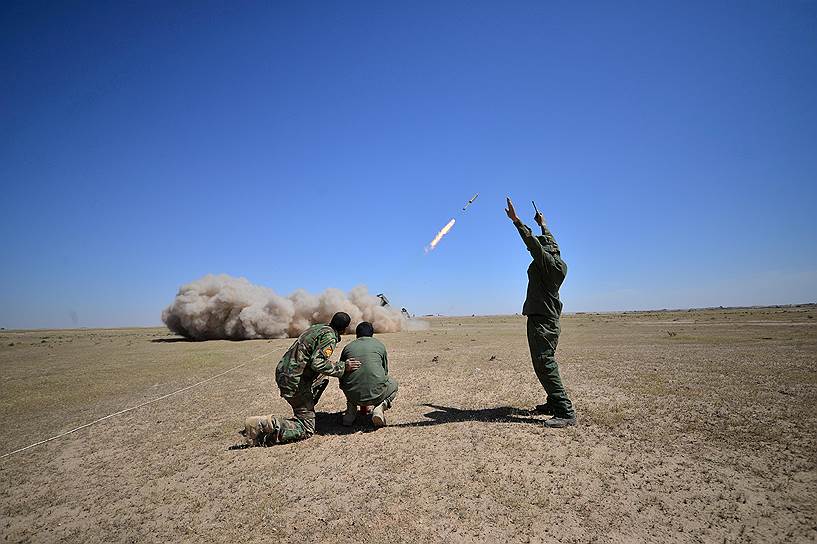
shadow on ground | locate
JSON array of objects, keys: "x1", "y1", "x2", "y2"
[
  {"x1": 392, "y1": 404, "x2": 546, "y2": 428},
  {"x1": 315, "y1": 412, "x2": 378, "y2": 436},
  {"x1": 317, "y1": 404, "x2": 547, "y2": 434},
  {"x1": 227, "y1": 404, "x2": 548, "y2": 449}
]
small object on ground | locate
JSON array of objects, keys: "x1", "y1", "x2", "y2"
[
  {"x1": 489, "y1": 355, "x2": 497, "y2": 361},
  {"x1": 667, "y1": 330, "x2": 677, "y2": 337},
  {"x1": 432, "y1": 355, "x2": 439, "y2": 362},
  {"x1": 543, "y1": 415, "x2": 577, "y2": 428}
]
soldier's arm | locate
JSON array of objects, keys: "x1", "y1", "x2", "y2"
[
  {"x1": 539, "y1": 224, "x2": 560, "y2": 250},
  {"x1": 309, "y1": 334, "x2": 346, "y2": 378},
  {"x1": 513, "y1": 219, "x2": 558, "y2": 271},
  {"x1": 382, "y1": 347, "x2": 389, "y2": 375},
  {"x1": 507, "y1": 197, "x2": 557, "y2": 271},
  {"x1": 535, "y1": 211, "x2": 560, "y2": 248}
]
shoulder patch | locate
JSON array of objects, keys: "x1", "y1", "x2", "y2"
[{"x1": 323, "y1": 346, "x2": 334, "y2": 358}]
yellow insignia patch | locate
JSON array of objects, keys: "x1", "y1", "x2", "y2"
[{"x1": 323, "y1": 346, "x2": 333, "y2": 357}]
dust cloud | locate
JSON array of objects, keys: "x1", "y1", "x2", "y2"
[{"x1": 161, "y1": 274, "x2": 409, "y2": 340}]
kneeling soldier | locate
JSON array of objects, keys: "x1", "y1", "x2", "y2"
[
  {"x1": 339, "y1": 321, "x2": 398, "y2": 427},
  {"x1": 243, "y1": 312, "x2": 360, "y2": 445}
]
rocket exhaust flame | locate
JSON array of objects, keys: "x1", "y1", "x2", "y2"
[{"x1": 425, "y1": 218, "x2": 456, "y2": 252}]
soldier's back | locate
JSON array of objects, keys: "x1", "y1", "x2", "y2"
[{"x1": 276, "y1": 324, "x2": 332, "y2": 397}]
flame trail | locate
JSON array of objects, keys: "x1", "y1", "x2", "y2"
[{"x1": 425, "y1": 218, "x2": 456, "y2": 252}]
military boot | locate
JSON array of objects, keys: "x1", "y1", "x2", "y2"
[
  {"x1": 244, "y1": 415, "x2": 276, "y2": 445},
  {"x1": 342, "y1": 401, "x2": 357, "y2": 427},
  {"x1": 371, "y1": 402, "x2": 387, "y2": 427},
  {"x1": 543, "y1": 415, "x2": 577, "y2": 428}
]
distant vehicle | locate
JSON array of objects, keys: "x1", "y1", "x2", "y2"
[{"x1": 377, "y1": 293, "x2": 411, "y2": 318}]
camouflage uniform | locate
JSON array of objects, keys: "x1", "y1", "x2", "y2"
[
  {"x1": 514, "y1": 219, "x2": 575, "y2": 418},
  {"x1": 246, "y1": 324, "x2": 346, "y2": 445}
]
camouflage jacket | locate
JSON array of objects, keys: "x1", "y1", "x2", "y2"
[{"x1": 275, "y1": 324, "x2": 345, "y2": 398}]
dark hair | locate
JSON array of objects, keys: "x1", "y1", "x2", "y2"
[
  {"x1": 329, "y1": 312, "x2": 351, "y2": 332},
  {"x1": 355, "y1": 321, "x2": 374, "y2": 338}
]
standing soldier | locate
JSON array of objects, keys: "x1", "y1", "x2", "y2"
[
  {"x1": 505, "y1": 197, "x2": 577, "y2": 427},
  {"x1": 242, "y1": 312, "x2": 361, "y2": 445}
]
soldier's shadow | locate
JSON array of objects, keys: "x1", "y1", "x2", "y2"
[
  {"x1": 392, "y1": 404, "x2": 545, "y2": 428},
  {"x1": 314, "y1": 411, "x2": 381, "y2": 436},
  {"x1": 316, "y1": 404, "x2": 546, "y2": 434}
]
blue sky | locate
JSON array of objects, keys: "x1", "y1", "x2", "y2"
[{"x1": 1, "y1": 1, "x2": 816, "y2": 328}]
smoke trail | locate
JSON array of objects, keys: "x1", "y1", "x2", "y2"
[
  {"x1": 425, "y1": 218, "x2": 456, "y2": 252},
  {"x1": 162, "y1": 274, "x2": 409, "y2": 340}
]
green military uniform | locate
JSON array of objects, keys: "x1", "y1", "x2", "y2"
[
  {"x1": 249, "y1": 324, "x2": 346, "y2": 445},
  {"x1": 514, "y1": 219, "x2": 575, "y2": 418},
  {"x1": 339, "y1": 337, "x2": 398, "y2": 408}
]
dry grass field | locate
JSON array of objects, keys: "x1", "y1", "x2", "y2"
[{"x1": 1, "y1": 306, "x2": 815, "y2": 543}]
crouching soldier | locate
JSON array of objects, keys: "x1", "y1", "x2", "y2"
[
  {"x1": 243, "y1": 312, "x2": 361, "y2": 445},
  {"x1": 339, "y1": 321, "x2": 398, "y2": 428}
]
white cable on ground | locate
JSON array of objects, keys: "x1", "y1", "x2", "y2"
[{"x1": 1, "y1": 348, "x2": 276, "y2": 460}]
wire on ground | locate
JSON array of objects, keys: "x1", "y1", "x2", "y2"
[{"x1": 0, "y1": 348, "x2": 276, "y2": 460}]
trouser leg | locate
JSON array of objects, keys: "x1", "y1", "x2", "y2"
[
  {"x1": 369, "y1": 378, "x2": 398, "y2": 428},
  {"x1": 275, "y1": 394, "x2": 316, "y2": 442},
  {"x1": 374, "y1": 378, "x2": 399, "y2": 410},
  {"x1": 342, "y1": 398, "x2": 358, "y2": 426},
  {"x1": 245, "y1": 392, "x2": 316, "y2": 446},
  {"x1": 527, "y1": 316, "x2": 575, "y2": 418}
]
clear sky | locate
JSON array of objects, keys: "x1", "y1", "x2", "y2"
[{"x1": 2, "y1": 1, "x2": 816, "y2": 329}]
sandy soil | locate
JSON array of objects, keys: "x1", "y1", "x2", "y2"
[{"x1": 1, "y1": 306, "x2": 815, "y2": 543}]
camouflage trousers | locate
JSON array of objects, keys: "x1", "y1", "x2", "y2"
[
  {"x1": 250, "y1": 379, "x2": 328, "y2": 445},
  {"x1": 527, "y1": 315, "x2": 575, "y2": 418}
]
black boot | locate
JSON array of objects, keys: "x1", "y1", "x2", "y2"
[{"x1": 543, "y1": 414, "x2": 577, "y2": 428}]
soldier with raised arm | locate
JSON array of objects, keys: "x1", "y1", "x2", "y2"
[
  {"x1": 242, "y1": 312, "x2": 361, "y2": 445},
  {"x1": 505, "y1": 197, "x2": 576, "y2": 427}
]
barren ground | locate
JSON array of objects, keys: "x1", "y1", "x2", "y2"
[{"x1": 1, "y1": 307, "x2": 816, "y2": 543}]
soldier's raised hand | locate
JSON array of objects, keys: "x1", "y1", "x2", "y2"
[
  {"x1": 345, "y1": 357, "x2": 362, "y2": 373},
  {"x1": 534, "y1": 210, "x2": 546, "y2": 227},
  {"x1": 505, "y1": 197, "x2": 519, "y2": 222}
]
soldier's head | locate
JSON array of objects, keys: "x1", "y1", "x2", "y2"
[
  {"x1": 355, "y1": 321, "x2": 374, "y2": 338},
  {"x1": 329, "y1": 312, "x2": 351, "y2": 335}
]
